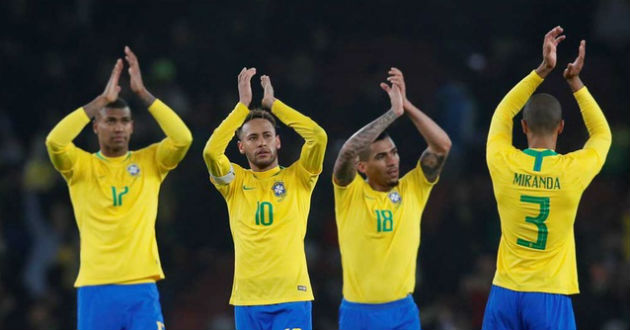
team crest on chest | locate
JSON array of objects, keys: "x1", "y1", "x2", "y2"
[
  {"x1": 127, "y1": 163, "x2": 140, "y2": 177},
  {"x1": 272, "y1": 181, "x2": 287, "y2": 198},
  {"x1": 388, "y1": 191, "x2": 402, "y2": 204}
]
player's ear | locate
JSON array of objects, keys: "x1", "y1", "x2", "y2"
[
  {"x1": 275, "y1": 135, "x2": 281, "y2": 150},
  {"x1": 521, "y1": 119, "x2": 529, "y2": 135},
  {"x1": 92, "y1": 120, "x2": 99, "y2": 135},
  {"x1": 356, "y1": 161, "x2": 367, "y2": 174},
  {"x1": 237, "y1": 140, "x2": 245, "y2": 154},
  {"x1": 557, "y1": 120, "x2": 564, "y2": 135}
]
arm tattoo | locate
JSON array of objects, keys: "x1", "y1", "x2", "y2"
[
  {"x1": 333, "y1": 109, "x2": 400, "y2": 185},
  {"x1": 420, "y1": 149, "x2": 447, "y2": 183}
]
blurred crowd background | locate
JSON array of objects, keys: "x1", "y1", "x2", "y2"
[{"x1": 1, "y1": 1, "x2": 628, "y2": 329}]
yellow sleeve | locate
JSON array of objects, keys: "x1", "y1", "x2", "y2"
[
  {"x1": 45, "y1": 108, "x2": 90, "y2": 179},
  {"x1": 149, "y1": 99, "x2": 193, "y2": 172},
  {"x1": 574, "y1": 87, "x2": 612, "y2": 165},
  {"x1": 271, "y1": 100, "x2": 327, "y2": 174},
  {"x1": 487, "y1": 71, "x2": 544, "y2": 160},
  {"x1": 203, "y1": 103, "x2": 249, "y2": 182},
  {"x1": 332, "y1": 172, "x2": 362, "y2": 226}
]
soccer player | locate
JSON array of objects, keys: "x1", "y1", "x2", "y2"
[
  {"x1": 203, "y1": 68, "x2": 327, "y2": 330},
  {"x1": 482, "y1": 26, "x2": 612, "y2": 330},
  {"x1": 45, "y1": 47, "x2": 192, "y2": 330},
  {"x1": 333, "y1": 68, "x2": 452, "y2": 330}
]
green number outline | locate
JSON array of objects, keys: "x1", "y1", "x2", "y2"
[
  {"x1": 111, "y1": 186, "x2": 129, "y2": 207},
  {"x1": 256, "y1": 201, "x2": 273, "y2": 226},
  {"x1": 516, "y1": 195, "x2": 549, "y2": 250},
  {"x1": 375, "y1": 209, "x2": 393, "y2": 232}
]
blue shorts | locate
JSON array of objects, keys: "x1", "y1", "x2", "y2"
[
  {"x1": 77, "y1": 283, "x2": 165, "y2": 330},
  {"x1": 339, "y1": 295, "x2": 421, "y2": 330},
  {"x1": 234, "y1": 301, "x2": 312, "y2": 330},
  {"x1": 482, "y1": 285, "x2": 576, "y2": 330}
]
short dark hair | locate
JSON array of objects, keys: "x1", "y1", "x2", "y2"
[
  {"x1": 523, "y1": 93, "x2": 562, "y2": 135},
  {"x1": 235, "y1": 109, "x2": 278, "y2": 139},
  {"x1": 359, "y1": 131, "x2": 391, "y2": 161},
  {"x1": 105, "y1": 98, "x2": 129, "y2": 109}
]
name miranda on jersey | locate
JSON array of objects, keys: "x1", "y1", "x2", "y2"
[{"x1": 513, "y1": 173, "x2": 561, "y2": 190}]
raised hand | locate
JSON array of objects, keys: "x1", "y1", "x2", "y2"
[
  {"x1": 387, "y1": 67, "x2": 407, "y2": 102},
  {"x1": 563, "y1": 40, "x2": 586, "y2": 79},
  {"x1": 125, "y1": 46, "x2": 155, "y2": 105},
  {"x1": 536, "y1": 26, "x2": 566, "y2": 78},
  {"x1": 83, "y1": 59, "x2": 123, "y2": 118},
  {"x1": 379, "y1": 81, "x2": 404, "y2": 116},
  {"x1": 238, "y1": 67, "x2": 256, "y2": 107},
  {"x1": 103, "y1": 59, "x2": 123, "y2": 103},
  {"x1": 563, "y1": 40, "x2": 586, "y2": 92},
  {"x1": 260, "y1": 75, "x2": 276, "y2": 109}
]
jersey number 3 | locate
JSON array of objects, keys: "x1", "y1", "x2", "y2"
[{"x1": 516, "y1": 195, "x2": 549, "y2": 250}]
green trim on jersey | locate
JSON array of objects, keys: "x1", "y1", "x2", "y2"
[
  {"x1": 95, "y1": 151, "x2": 132, "y2": 162},
  {"x1": 523, "y1": 149, "x2": 558, "y2": 172}
]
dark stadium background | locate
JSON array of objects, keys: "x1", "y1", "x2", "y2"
[{"x1": 1, "y1": 1, "x2": 628, "y2": 329}]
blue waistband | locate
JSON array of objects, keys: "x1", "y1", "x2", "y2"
[{"x1": 341, "y1": 294, "x2": 414, "y2": 310}]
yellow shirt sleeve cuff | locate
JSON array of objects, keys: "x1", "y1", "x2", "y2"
[
  {"x1": 573, "y1": 86, "x2": 588, "y2": 98},
  {"x1": 75, "y1": 107, "x2": 91, "y2": 122},
  {"x1": 529, "y1": 70, "x2": 545, "y2": 83},
  {"x1": 148, "y1": 98, "x2": 166, "y2": 112},
  {"x1": 235, "y1": 102, "x2": 250, "y2": 114},
  {"x1": 270, "y1": 99, "x2": 288, "y2": 114}
]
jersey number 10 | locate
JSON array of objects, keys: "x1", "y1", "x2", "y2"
[{"x1": 255, "y1": 201, "x2": 274, "y2": 226}]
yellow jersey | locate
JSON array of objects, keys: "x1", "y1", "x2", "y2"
[
  {"x1": 46, "y1": 100, "x2": 192, "y2": 287},
  {"x1": 334, "y1": 165, "x2": 436, "y2": 303},
  {"x1": 203, "y1": 100, "x2": 327, "y2": 305},
  {"x1": 486, "y1": 71, "x2": 612, "y2": 294}
]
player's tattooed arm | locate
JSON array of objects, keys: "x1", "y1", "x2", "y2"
[
  {"x1": 419, "y1": 149, "x2": 446, "y2": 183},
  {"x1": 333, "y1": 81, "x2": 404, "y2": 186},
  {"x1": 387, "y1": 67, "x2": 451, "y2": 183}
]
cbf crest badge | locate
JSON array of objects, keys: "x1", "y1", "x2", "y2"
[
  {"x1": 127, "y1": 163, "x2": 140, "y2": 177},
  {"x1": 388, "y1": 191, "x2": 402, "y2": 204},
  {"x1": 272, "y1": 181, "x2": 287, "y2": 200}
]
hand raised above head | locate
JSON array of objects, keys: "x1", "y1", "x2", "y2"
[
  {"x1": 536, "y1": 26, "x2": 566, "y2": 78},
  {"x1": 260, "y1": 75, "x2": 276, "y2": 109},
  {"x1": 125, "y1": 46, "x2": 144, "y2": 94},
  {"x1": 563, "y1": 40, "x2": 586, "y2": 92},
  {"x1": 387, "y1": 67, "x2": 407, "y2": 102},
  {"x1": 380, "y1": 81, "x2": 404, "y2": 117},
  {"x1": 125, "y1": 46, "x2": 155, "y2": 105},
  {"x1": 563, "y1": 40, "x2": 586, "y2": 80},
  {"x1": 102, "y1": 59, "x2": 123, "y2": 103},
  {"x1": 238, "y1": 67, "x2": 256, "y2": 107}
]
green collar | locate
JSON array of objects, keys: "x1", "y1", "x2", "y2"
[
  {"x1": 523, "y1": 148, "x2": 557, "y2": 172},
  {"x1": 95, "y1": 151, "x2": 131, "y2": 162},
  {"x1": 251, "y1": 166, "x2": 283, "y2": 179}
]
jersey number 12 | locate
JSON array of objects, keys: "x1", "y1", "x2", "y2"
[{"x1": 111, "y1": 186, "x2": 129, "y2": 207}]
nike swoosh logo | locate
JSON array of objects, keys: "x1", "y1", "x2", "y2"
[
  {"x1": 364, "y1": 194, "x2": 375, "y2": 200},
  {"x1": 243, "y1": 186, "x2": 256, "y2": 190}
]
